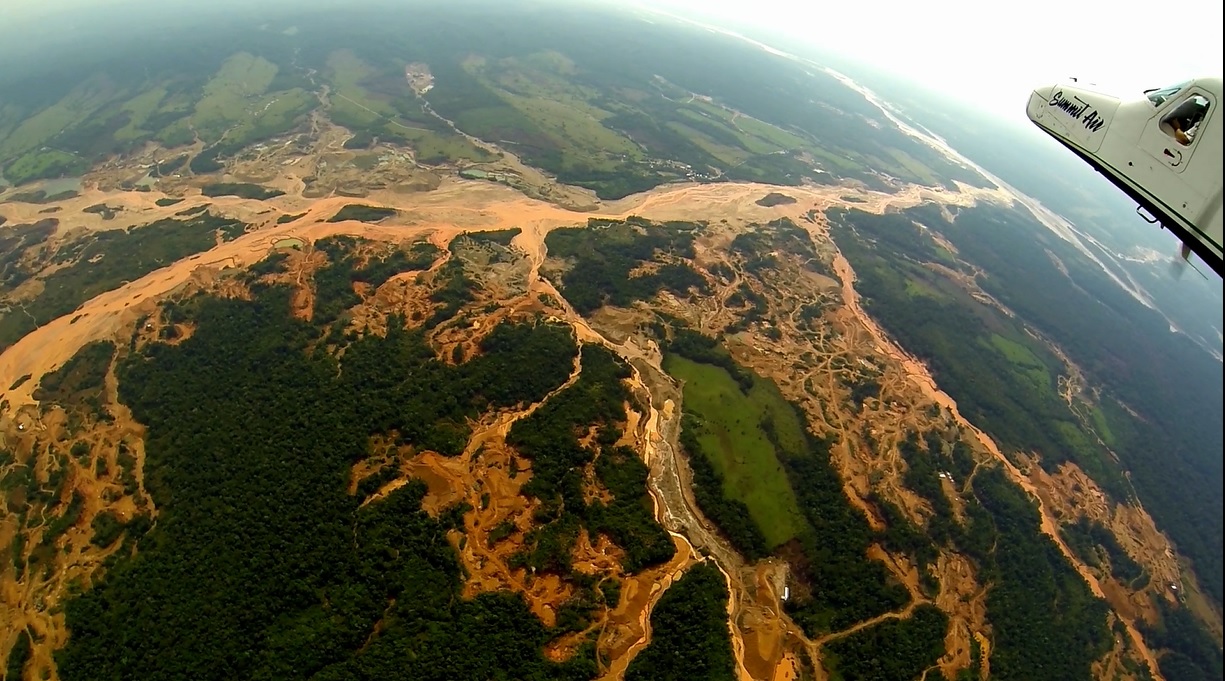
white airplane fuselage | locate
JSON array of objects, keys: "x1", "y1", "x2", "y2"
[{"x1": 1026, "y1": 77, "x2": 1223, "y2": 276}]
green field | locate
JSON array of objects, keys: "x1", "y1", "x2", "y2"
[
  {"x1": 987, "y1": 332, "x2": 1052, "y2": 391},
  {"x1": 665, "y1": 354, "x2": 807, "y2": 549}
]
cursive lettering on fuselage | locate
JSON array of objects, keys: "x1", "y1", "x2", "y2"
[{"x1": 1048, "y1": 90, "x2": 1106, "y2": 133}]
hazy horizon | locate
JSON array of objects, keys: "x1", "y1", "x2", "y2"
[{"x1": 4, "y1": 0, "x2": 1222, "y2": 123}]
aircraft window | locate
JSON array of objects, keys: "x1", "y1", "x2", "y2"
[
  {"x1": 1160, "y1": 95, "x2": 1210, "y2": 146},
  {"x1": 1146, "y1": 81, "x2": 1191, "y2": 107}
]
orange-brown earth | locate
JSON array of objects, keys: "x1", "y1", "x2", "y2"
[{"x1": 1, "y1": 169, "x2": 1208, "y2": 680}]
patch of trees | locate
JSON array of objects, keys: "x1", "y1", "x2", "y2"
[
  {"x1": 666, "y1": 329, "x2": 754, "y2": 392},
  {"x1": 554, "y1": 166, "x2": 665, "y2": 201},
  {"x1": 188, "y1": 144, "x2": 231, "y2": 175},
  {"x1": 150, "y1": 155, "x2": 190, "y2": 178},
  {"x1": 729, "y1": 218, "x2": 816, "y2": 276},
  {"x1": 426, "y1": 258, "x2": 475, "y2": 327},
  {"x1": 1060, "y1": 516, "x2": 1145, "y2": 586},
  {"x1": 343, "y1": 130, "x2": 374, "y2": 149},
  {"x1": 625, "y1": 562, "x2": 736, "y2": 681},
  {"x1": 310, "y1": 237, "x2": 441, "y2": 325},
  {"x1": 589, "y1": 445, "x2": 676, "y2": 571},
  {"x1": 781, "y1": 447, "x2": 910, "y2": 634},
  {"x1": 545, "y1": 218, "x2": 707, "y2": 314},
  {"x1": 898, "y1": 433, "x2": 957, "y2": 546},
  {"x1": 56, "y1": 285, "x2": 597, "y2": 681},
  {"x1": 200, "y1": 183, "x2": 285, "y2": 200},
  {"x1": 327, "y1": 204, "x2": 397, "y2": 223},
  {"x1": 88, "y1": 510, "x2": 127, "y2": 548},
  {"x1": 869, "y1": 493, "x2": 939, "y2": 597},
  {"x1": 1140, "y1": 598, "x2": 1224, "y2": 681},
  {"x1": 507, "y1": 344, "x2": 674, "y2": 574},
  {"x1": 5, "y1": 189, "x2": 79, "y2": 204},
  {"x1": 463, "y1": 227, "x2": 522, "y2": 247},
  {"x1": 956, "y1": 467, "x2": 1112, "y2": 680},
  {"x1": 5, "y1": 627, "x2": 32, "y2": 681},
  {"x1": 83, "y1": 203, "x2": 122, "y2": 220},
  {"x1": 154, "y1": 197, "x2": 184, "y2": 207},
  {"x1": 755, "y1": 192, "x2": 797, "y2": 207},
  {"x1": 334, "y1": 316, "x2": 577, "y2": 457},
  {"x1": 32, "y1": 340, "x2": 114, "y2": 416},
  {"x1": 175, "y1": 204, "x2": 210, "y2": 217},
  {"x1": 0, "y1": 218, "x2": 57, "y2": 293},
  {"x1": 678, "y1": 413, "x2": 769, "y2": 561},
  {"x1": 725, "y1": 283, "x2": 769, "y2": 333},
  {"x1": 823, "y1": 604, "x2": 948, "y2": 680},
  {"x1": 276, "y1": 212, "x2": 306, "y2": 224},
  {"x1": 0, "y1": 214, "x2": 226, "y2": 350}
]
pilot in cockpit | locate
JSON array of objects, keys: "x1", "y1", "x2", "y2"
[{"x1": 1163, "y1": 96, "x2": 1209, "y2": 145}]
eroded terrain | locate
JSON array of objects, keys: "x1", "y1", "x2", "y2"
[{"x1": 0, "y1": 164, "x2": 1217, "y2": 681}]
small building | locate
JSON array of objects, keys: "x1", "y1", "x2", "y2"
[{"x1": 782, "y1": 586, "x2": 790, "y2": 602}]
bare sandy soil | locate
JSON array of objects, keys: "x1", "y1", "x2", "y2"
[{"x1": 0, "y1": 170, "x2": 1199, "y2": 681}]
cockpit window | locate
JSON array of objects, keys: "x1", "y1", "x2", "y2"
[
  {"x1": 1160, "y1": 95, "x2": 1210, "y2": 146},
  {"x1": 1146, "y1": 81, "x2": 1192, "y2": 107}
]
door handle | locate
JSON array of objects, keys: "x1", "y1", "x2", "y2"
[{"x1": 1163, "y1": 148, "x2": 1183, "y2": 166}]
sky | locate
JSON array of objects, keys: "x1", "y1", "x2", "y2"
[
  {"x1": 3, "y1": 0, "x2": 1221, "y2": 123},
  {"x1": 640, "y1": 0, "x2": 1224, "y2": 121}
]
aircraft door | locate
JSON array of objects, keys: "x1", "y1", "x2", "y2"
[{"x1": 1142, "y1": 89, "x2": 1214, "y2": 173}]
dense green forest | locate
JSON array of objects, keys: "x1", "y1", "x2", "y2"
[
  {"x1": 963, "y1": 468, "x2": 1112, "y2": 679},
  {"x1": 5, "y1": 628, "x2": 32, "y2": 681},
  {"x1": 1140, "y1": 597, "x2": 1224, "y2": 681},
  {"x1": 624, "y1": 563, "x2": 736, "y2": 681},
  {"x1": 830, "y1": 204, "x2": 1224, "y2": 612},
  {"x1": 822, "y1": 604, "x2": 948, "y2": 680},
  {"x1": 545, "y1": 218, "x2": 708, "y2": 314},
  {"x1": 53, "y1": 244, "x2": 637, "y2": 679},
  {"x1": 200, "y1": 182, "x2": 285, "y2": 199},
  {"x1": 506, "y1": 344, "x2": 674, "y2": 575},
  {"x1": 889, "y1": 431, "x2": 1114, "y2": 679},
  {"x1": 328, "y1": 205, "x2": 398, "y2": 223}
]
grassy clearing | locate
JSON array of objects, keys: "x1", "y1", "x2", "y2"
[
  {"x1": 114, "y1": 87, "x2": 169, "y2": 142},
  {"x1": 501, "y1": 93, "x2": 641, "y2": 169},
  {"x1": 678, "y1": 107, "x2": 777, "y2": 156},
  {"x1": 904, "y1": 278, "x2": 946, "y2": 300},
  {"x1": 666, "y1": 354, "x2": 807, "y2": 549},
  {"x1": 1088, "y1": 404, "x2": 1116, "y2": 446},
  {"x1": 987, "y1": 333, "x2": 1051, "y2": 391},
  {"x1": 326, "y1": 50, "x2": 397, "y2": 118},
  {"x1": 665, "y1": 121, "x2": 748, "y2": 166},
  {"x1": 809, "y1": 145, "x2": 862, "y2": 172},
  {"x1": 0, "y1": 77, "x2": 117, "y2": 162},
  {"x1": 4, "y1": 150, "x2": 85, "y2": 185},
  {"x1": 886, "y1": 148, "x2": 940, "y2": 186},
  {"x1": 191, "y1": 53, "x2": 279, "y2": 143},
  {"x1": 227, "y1": 89, "x2": 314, "y2": 147}
]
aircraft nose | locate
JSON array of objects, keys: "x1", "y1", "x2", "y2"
[{"x1": 1027, "y1": 85, "x2": 1054, "y2": 123}]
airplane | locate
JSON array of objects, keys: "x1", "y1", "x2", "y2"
[{"x1": 1026, "y1": 76, "x2": 1223, "y2": 277}]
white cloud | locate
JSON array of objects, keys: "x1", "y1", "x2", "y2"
[{"x1": 640, "y1": 0, "x2": 1223, "y2": 120}]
